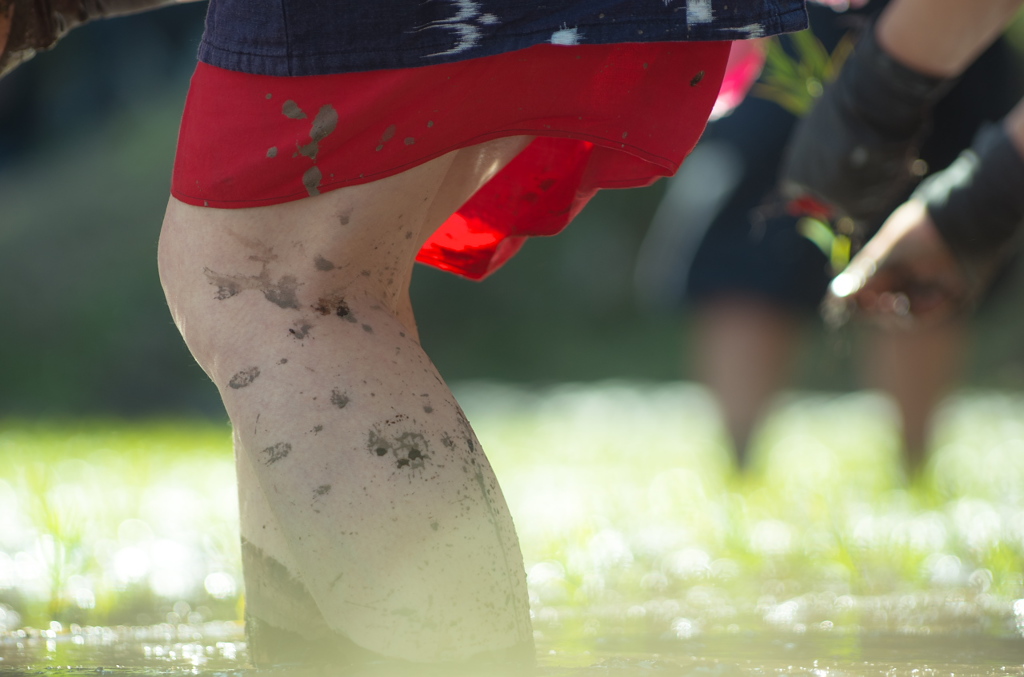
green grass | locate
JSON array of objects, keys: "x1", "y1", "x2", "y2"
[
  {"x1": 0, "y1": 419, "x2": 240, "y2": 628},
  {"x1": 1, "y1": 383, "x2": 1023, "y2": 652}
]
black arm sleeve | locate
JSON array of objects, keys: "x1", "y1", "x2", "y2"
[
  {"x1": 780, "y1": 23, "x2": 956, "y2": 221},
  {"x1": 914, "y1": 123, "x2": 1024, "y2": 258}
]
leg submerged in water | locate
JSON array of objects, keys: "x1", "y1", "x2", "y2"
[{"x1": 158, "y1": 137, "x2": 535, "y2": 666}]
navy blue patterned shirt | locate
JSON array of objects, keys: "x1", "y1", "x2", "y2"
[{"x1": 200, "y1": 0, "x2": 808, "y2": 76}]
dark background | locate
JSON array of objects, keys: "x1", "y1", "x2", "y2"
[{"x1": 4, "y1": 3, "x2": 1024, "y2": 418}]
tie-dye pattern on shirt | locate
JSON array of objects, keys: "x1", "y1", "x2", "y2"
[{"x1": 200, "y1": 0, "x2": 807, "y2": 76}]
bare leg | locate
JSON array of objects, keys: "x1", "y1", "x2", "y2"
[
  {"x1": 158, "y1": 136, "x2": 535, "y2": 666},
  {"x1": 692, "y1": 296, "x2": 802, "y2": 469},
  {"x1": 861, "y1": 321, "x2": 966, "y2": 478}
]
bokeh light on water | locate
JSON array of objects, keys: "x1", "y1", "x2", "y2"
[
  {"x1": 0, "y1": 421, "x2": 241, "y2": 633},
  {"x1": 0, "y1": 383, "x2": 1024, "y2": 674}
]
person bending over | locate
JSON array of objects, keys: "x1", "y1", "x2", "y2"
[{"x1": 783, "y1": 0, "x2": 1024, "y2": 331}]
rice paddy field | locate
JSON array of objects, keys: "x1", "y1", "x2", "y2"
[{"x1": 1, "y1": 380, "x2": 1024, "y2": 676}]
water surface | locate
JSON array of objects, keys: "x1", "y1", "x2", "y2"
[{"x1": 3, "y1": 383, "x2": 1024, "y2": 676}]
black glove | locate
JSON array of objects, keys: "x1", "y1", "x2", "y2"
[
  {"x1": 780, "y1": 23, "x2": 956, "y2": 222},
  {"x1": 914, "y1": 122, "x2": 1024, "y2": 263},
  {"x1": 0, "y1": 0, "x2": 182, "y2": 77}
]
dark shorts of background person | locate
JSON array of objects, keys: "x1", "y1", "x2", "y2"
[{"x1": 678, "y1": 1, "x2": 1024, "y2": 315}]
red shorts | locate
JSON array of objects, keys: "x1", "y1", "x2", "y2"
[{"x1": 171, "y1": 41, "x2": 730, "y2": 280}]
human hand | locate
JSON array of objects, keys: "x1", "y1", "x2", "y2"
[{"x1": 823, "y1": 200, "x2": 991, "y2": 329}]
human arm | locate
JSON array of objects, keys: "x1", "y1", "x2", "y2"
[
  {"x1": 876, "y1": 0, "x2": 1023, "y2": 78},
  {"x1": 780, "y1": 0, "x2": 1024, "y2": 222},
  {"x1": 824, "y1": 97, "x2": 1024, "y2": 327}
]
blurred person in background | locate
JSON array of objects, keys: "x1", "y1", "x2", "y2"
[
  {"x1": 787, "y1": 0, "x2": 1024, "y2": 354},
  {"x1": 635, "y1": 0, "x2": 1024, "y2": 476}
]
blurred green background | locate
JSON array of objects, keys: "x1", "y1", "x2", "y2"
[
  {"x1": 5, "y1": 8, "x2": 1024, "y2": 674},
  {"x1": 5, "y1": 4, "x2": 1024, "y2": 419}
]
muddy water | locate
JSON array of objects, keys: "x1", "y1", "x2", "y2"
[
  {"x1": 5, "y1": 385, "x2": 1024, "y2": 675},
  {"x1": 1, "y1": 623, "x2": 1022, "y2": 676}
]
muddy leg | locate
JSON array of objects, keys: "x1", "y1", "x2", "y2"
[{"x1": 158, "y1": 137, "x2": 535, "y2": 665}]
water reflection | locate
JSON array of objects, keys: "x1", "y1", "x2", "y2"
[
  {"x1": 3, "y1": 386, "x2": 1024, "y2": 675},
  {"x1": 1, "y1": 623, "x2": 1023, "y2": 676}
]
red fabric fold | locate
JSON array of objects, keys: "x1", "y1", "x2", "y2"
[{"x1": 172, "y1": 41, "x2": 730, "y2": 279}]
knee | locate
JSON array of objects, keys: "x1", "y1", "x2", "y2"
[{"x1": 158, "y1": 198, "x2": 412, "y2": 381}]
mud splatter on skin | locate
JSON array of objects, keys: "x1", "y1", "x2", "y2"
[
  {"x1": 361, "y1": 324, "x2": 374, "y2": 333},
  {"x1": 338, "y1": 208, "x2": 353, "y2": 226},
  {"x1": 265, "y1": 278, "x2": 301, "y2": 308},
  {"x1": 330, "y1": 389, "x2": 350, "y2": 409},
  {"x1": 204, "y1": 271, "x2": 243, "y2": 300},
  {"x1": 282, "y1": 100, "x2": 307, "y2": 119},
  {"x1": 229, "y1": 366, "x2": 262, "y2": 389},
  {"x1": 314, "y1": 484, "x2": 331, "y2": 497},
  {"x1": 261, "y1": 442, "x2": 292, "y2": 465},
  {"x1": 396, "y1": 441, "x2": 426, "y2": 469},
  {"x1": 314, "y1": 255, "x2": 336, "y2": 271},
  {"x1": 369, "y1": 430, "x2": 391, "y2": 457},
  {"x1": 312, "y1": 424, "x2": 324, "y2": 434},
  {"x1": 367, "y1": 429, "x2": 430, "y2": 470},
  {"x1": 289, "y1": 321, "x2": 313, "y2": 340},
  {"x1": 311, "y1": 294, "x2": 354, "y2": 320},
  {"x1": 241, "y1": 537, "x2": 320, "y2": 615},
  {"x1": 462, "y1": 435, "x2": 527, "y2": 639},
  {"x1": 278, "y1": 358, "x2": 288, "y2": 365},
  {"x1": 204, "y1": 238, "x2": 302, "y2": 309},
  {"x1": 239, "y1": 236, "x2": 278, "y2": 263},
  {"x1": 205, "y1": 268, "x2": 301, "y2": 309}
]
